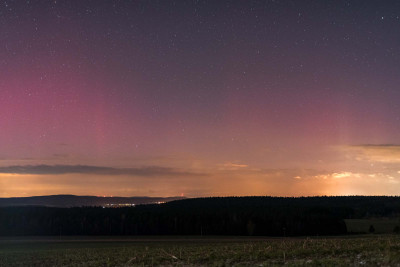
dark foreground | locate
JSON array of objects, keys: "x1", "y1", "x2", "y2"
[
  {"x1": 1, "y1": 235, "x2": 400, "y2": 266},
  {"x1": 3, "y1": 196, "x2": 400, "y2": 236}
]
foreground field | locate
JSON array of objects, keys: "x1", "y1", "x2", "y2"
[{"x1": 1, "y1": 236, "x2": 400, "y2": 266}]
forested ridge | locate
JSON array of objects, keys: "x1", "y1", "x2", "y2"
[{"x1": 1, "y1": 196, "x2": 400, "y2": 236}]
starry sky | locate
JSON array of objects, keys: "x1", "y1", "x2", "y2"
[{"x1": 1, "y1": 0, "x2": 400, "y2": 197}]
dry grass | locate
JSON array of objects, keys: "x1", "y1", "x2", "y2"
[{"x1": 1, "y1": 235, "x2": 400, "y2": 266}]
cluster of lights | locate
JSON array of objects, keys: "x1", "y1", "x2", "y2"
[{"x1": 101, "y1": 201, "x2": 166, "y2": 208}]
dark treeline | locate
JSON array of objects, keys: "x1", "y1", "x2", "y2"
[{"x1": 1, "y1": 196, "x2": 400, "y2": 236}]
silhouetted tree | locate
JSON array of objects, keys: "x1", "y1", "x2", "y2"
[{"x1": 369, "y1": 224, "x2": 375, "y2": 233}]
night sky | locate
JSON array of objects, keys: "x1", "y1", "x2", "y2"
[{"x1": 1, "y1": 0, "x2": 400, "y2": 197}]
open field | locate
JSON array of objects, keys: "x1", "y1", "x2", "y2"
[
  {"x1": 345, "y1": 219, "x2": 400, "y2": 234},
  {"x1": 1, "y1": 235, "x2": 400, "y2": 266}
]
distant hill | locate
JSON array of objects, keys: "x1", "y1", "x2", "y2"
[{"x1": 0, "y1": 194, "x2": 186, "y2": 207}]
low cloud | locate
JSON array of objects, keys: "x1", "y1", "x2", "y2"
[
  {"x1": 340, "y1": 144, "x2": 400, "y2": 163},
  {"x1": 313, "y1": 171, "x2": 360, "y2": 180},
  {"x1": 0, "y1": 164, "x2": 205, "y2": 177},
  {"x1": 312, "y1": 170, "x2": 399, "y2": 183},
  {"x1": 217, "y1": 162, "x2": 249, "y2": 171}
]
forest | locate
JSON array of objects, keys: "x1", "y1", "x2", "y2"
[{"x1": 1, "y1": 196, "x2": 400, "y2": 236}]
